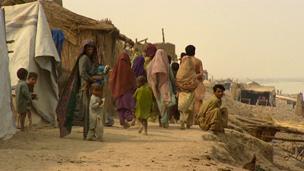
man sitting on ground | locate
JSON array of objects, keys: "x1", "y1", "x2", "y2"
[{"x1": 196, "y1": 84, "x2": 228, "y2": 134}]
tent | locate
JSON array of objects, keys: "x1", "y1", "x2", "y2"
[
  {"x1": 4, "y1": 2, "x2": 60, "y2": 124},
  {"x1": 0, "y1": 8, "x2": 16, "y2": 140}
]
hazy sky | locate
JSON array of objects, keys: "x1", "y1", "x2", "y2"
[{"x1": 63, "y1": 0, "x2": 304, "y2": 79}]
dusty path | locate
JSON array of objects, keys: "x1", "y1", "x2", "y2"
[{"x1": 0, "y1": 123, "x2": 243, "y2": 171}]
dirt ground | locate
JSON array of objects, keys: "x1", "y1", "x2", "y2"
[
  {"x1": 0, "y1": 122, "x2": 249, "y2": 171},
  {"x1": 1, "y1": 122, "x2": 304, "y2": 171},
  {"x1": 2, "y1": 90, "x2": 304, "y2": 171}
]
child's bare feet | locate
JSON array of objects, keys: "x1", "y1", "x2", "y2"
[
  {"x1": 131, "y1": 119, "x2": 136, "y2": 126},
  {"x1": 138, "y1": 126, "x2": 143, "y2": 134},
  {"x1": 87, "y1": 137, "x2": 96, "y2": 141},
  {"x1": 123, "y1": 122, "x2": 130, "y2": 129}
]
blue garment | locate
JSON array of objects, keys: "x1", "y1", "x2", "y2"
[
  {"x1": 51, "y1": 29, "x2": 64, "y2": 58},
  {"x1": 91, "y1": 64, "x2": 108, "y2": 86}
]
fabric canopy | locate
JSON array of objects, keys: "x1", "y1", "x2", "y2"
[
  {"x1": 0, "y1": 8, "x2": 16, "y2": 140},
  {"x1": 4, "y1": 2, "x2": 60, "y2": 123}
]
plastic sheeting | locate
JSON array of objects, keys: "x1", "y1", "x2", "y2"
[
  {"x1": 4, "y1": 2, "x2": 60, "y2": 123},
  {"x1": 51, "y1": 28, "x2": 64, "y2": 58},
  {"x1": 0, "y1": 9, "x2": 16, "y2": 140}
]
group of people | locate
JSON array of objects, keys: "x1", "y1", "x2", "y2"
[
  {"x1": 14, "y1": 68, "x2": 38, "y2": 131},
  {"x1": 14, "y1": 40, "x2": 229, "y2": 141}
]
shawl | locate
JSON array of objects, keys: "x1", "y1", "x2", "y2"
[
  {"x1": 147, "y1": 49, "x2": 170, "y2": 102},
  {"x1": 145, "y1": 43, "x2": 157, "y2": 58},
  {"x1": 176, "y1": 56, "x2": 199, "y2": 91},
  {"x1": 132, "y1": 56, "x2": 145, "y2": 77},
  {"x1": 56, "y1": 40, "x2": 96, "y2": 137},
  {"x1": 109, "y1": 52, "x2": 136, "y2": 99}
]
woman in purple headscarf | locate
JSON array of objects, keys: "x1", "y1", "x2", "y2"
[{"x1": 132, "y1": 56, "x2": 146, "y2": 78}]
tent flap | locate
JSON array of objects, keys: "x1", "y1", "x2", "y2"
[
  {"x1": 0, "y1": 8, "x2": 16, "y2": 140},
  {"x1": 4, "y1": 2, "x2": 60, "y2": 123}
]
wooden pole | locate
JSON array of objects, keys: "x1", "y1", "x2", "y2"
[{"x1": 162, "y1": 28, "x2": 165, "y2": 43}]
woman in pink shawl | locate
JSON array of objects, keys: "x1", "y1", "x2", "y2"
[{"x1": 147, "y1": 49, "x2": 175, "y2": 128}]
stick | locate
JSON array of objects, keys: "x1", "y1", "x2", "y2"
[
  {"x1": 262, "y1": 136, "x2": 304, "y2": 142},
  {"x1": 6, "y1": 40, "x2": 15, "y2": 44}
]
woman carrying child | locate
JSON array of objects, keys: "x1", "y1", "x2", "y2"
[{"x1": 57, "y1": 40, "x2": 98, "y2": 139}]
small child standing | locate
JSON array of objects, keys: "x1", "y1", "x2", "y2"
[
  {"x1": 133, "y1": 76, "x2": 153, "y2": 135},
  {"x1": 26, "y1": 72, "x2": 38, "y2": 128},
  {"x1": 15, "y1": 68, "x2": 31, "y2": 131},
  {"x1": 87, "y1": 83, "x2": 104, "y2": 141}
]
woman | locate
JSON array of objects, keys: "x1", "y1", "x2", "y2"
[
  {"x1": 147, "y1": 49, "x2": 175, "y2": 128},
  {"x1": 57, "y1": 40, "x2": 97, "y2": 139},
  {"x1": 132, "y1": 55, "x2": 146, "y2": 78},
  {"x1": 109, "y1": 52, "x2": 136, "y2": 128}
]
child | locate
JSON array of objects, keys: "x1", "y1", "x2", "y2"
[
  {"x1": 92, "y1": 64, "x2": 110, "y2": 86},
  {"x1": 87, "y1": 83, "x2": 104, "y2": 141},
  {"x1": 15, "y1": 68, "x2": 31, "y2": 131},
  {"x1": 26, "y1": 72, "x2": 38, "y2": 128},
  {"x1": 133, "y1": 76, "x2": 153, "y2": 135}
]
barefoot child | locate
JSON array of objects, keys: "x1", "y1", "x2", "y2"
[
  {"x1": 26, "y1": 72, "x2": 38, "y2": 128},
  {"x1": 87, "y1": 83, "x2": 104, "y2": 141},
  {"x1": 133, "y1": 76, "x2": 153, "y2": 135},
  {"x1": 15, "y1": 68, "x2": 31, "y2": 131}
]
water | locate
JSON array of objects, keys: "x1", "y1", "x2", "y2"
[{"x1": 255, "y1": 78, "x2": 304, "y2": 95}]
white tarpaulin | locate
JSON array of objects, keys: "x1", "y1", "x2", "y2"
[
  {"x1": 0, "y1": 9, "x2": 16, "y2": 140},
  {"x1": 4, "y1": 2, "x2": 60, "y2": 123}
]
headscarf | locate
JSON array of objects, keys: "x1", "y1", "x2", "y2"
[
  {"x1": 109, "y1": 52, "x2": 136, "y2": 99},
  {"x1": 147, "y1": 49, "x2": 170, "y2": 101},
  {"x1": 145, "y1": 43, "x2": 157, "y2": 58},
  {"x1": 132, "y1": 56, "x2": 145, "y2": 77},
  {"x1": 79, "y1": 40, "x2": 97, "y2": 56}
]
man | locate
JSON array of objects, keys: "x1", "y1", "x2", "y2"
[
  {"x1": 196, "y1": 84, "x2": 228, "y2": 134},
  {"x1": 176, "y1": 45, "x2": 204, "y2": 129}
]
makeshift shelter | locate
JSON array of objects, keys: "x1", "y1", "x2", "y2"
[
  {"x1": 2, "y1": 1, "x2": 134, "y2": 126},
  {"x1": 4, "y1": 2, "x2": 60, "y2": 124},
  {"x1": 0, "y1": 8, "x2": 16, "y2": 140},
  {"x1": 39, "y1": 1, "x2": 134, "y2": 125},
  {"x1": 154, "y1": 42, "x2": 177, "y2": 61},
  {"x1": 240, "y1": 85, "x2": 276, "y2": 106},
  {"x1": 133, "y1": 42, "x2": 177, "y2": 61}
]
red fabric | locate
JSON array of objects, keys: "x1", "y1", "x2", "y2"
[
  {"x1": 145, "y1": 43, "x2": 157, "y2": 58},
  {"x1": 109, "y1": 52, "x2": 136, "y2": 99}
]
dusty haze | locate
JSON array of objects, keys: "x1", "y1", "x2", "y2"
[{"x1": 63, "y1": 0, "x2": 304, "y2": 79}]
